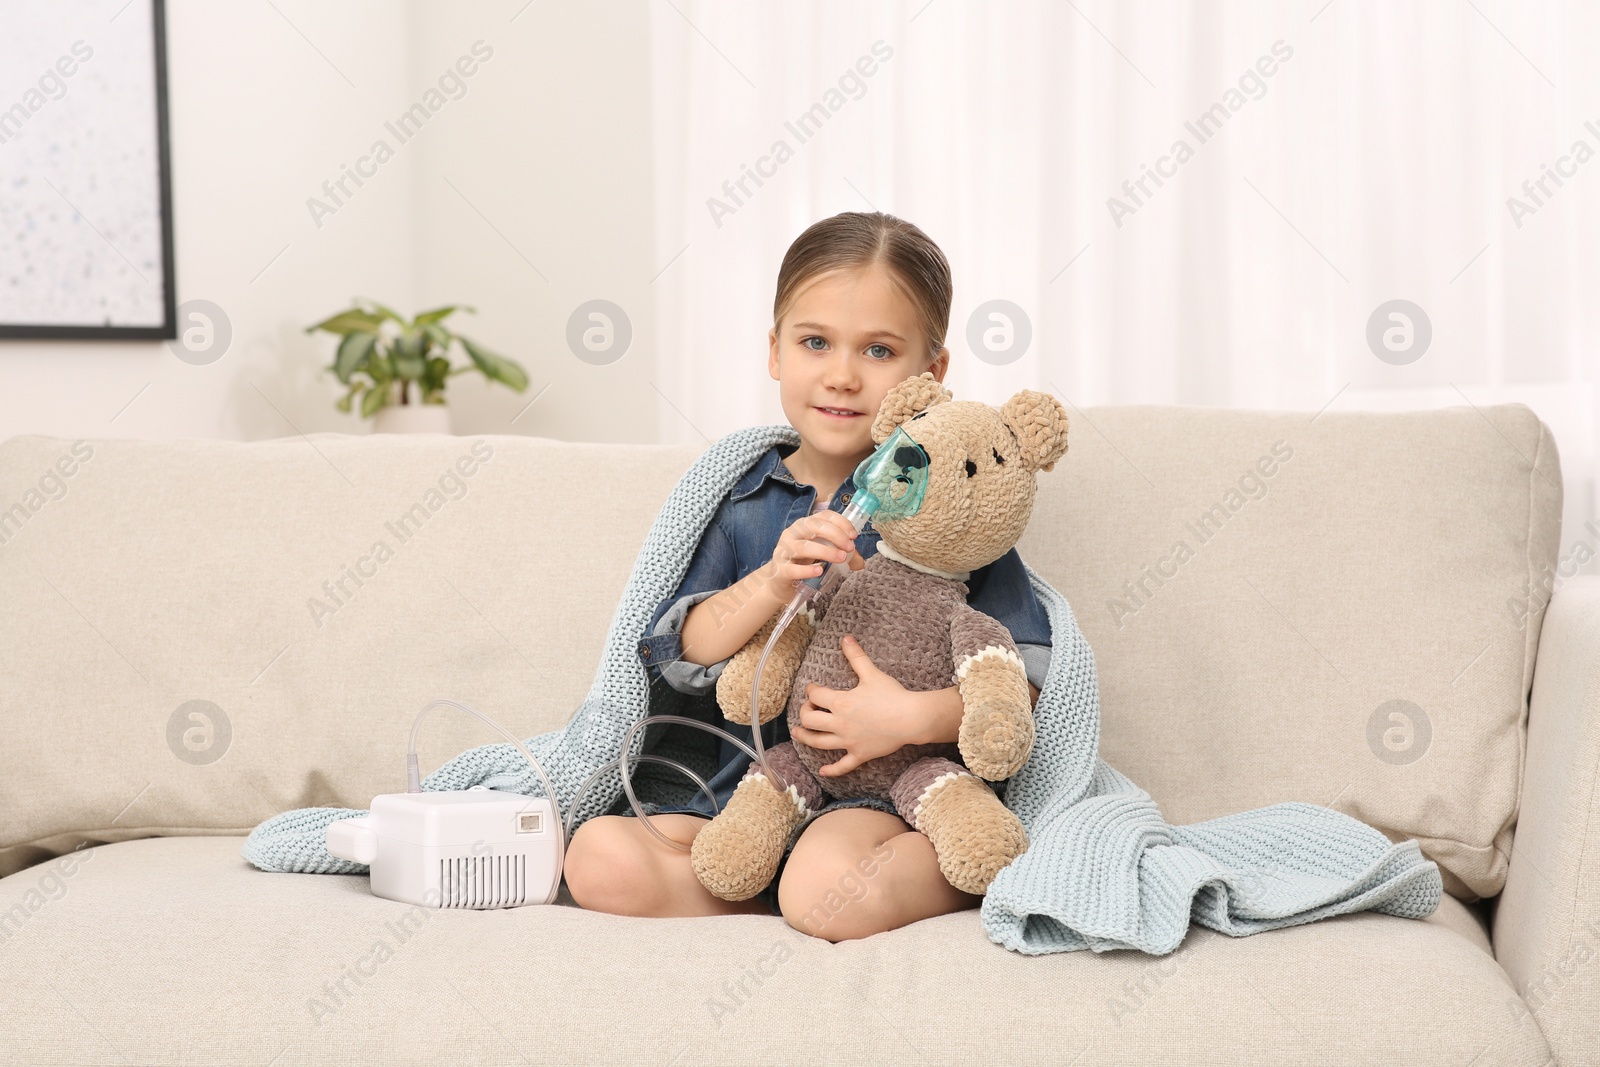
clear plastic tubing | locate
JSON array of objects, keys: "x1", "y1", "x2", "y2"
[
  {"x1": 567, "y1": 751, "x2": 719, "y2": 845},
  {"x1": 717, "y1": 427, "x2": 927, "y2": 845},
  {"x1": 403, "y1": 697, "x2": 776, "y2": 860},
  {"x1": 612, "y1": 714, "x2": 768, "y2": 852},
  {"x1": 611, "y1": 498, "x2": 878, "y2": 854},
  {"x1": 406, "y1": 697, "x2": 571, "y2": 875},
  {"x1": 405, "y1": 433, "x2": 914, "y2": 863},
  {"x1": 743, "y1": 495, "x2": 873, "y2": 811}
]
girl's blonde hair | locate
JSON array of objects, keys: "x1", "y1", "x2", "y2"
[{"x1": 772, "y1": 211, "x2": 952, "y2": 367}]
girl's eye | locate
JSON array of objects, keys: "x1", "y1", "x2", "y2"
[
  {"x1": 866, "y1": 344, "x2": 893, "y2": 360},
  {"x1": 802, "y1": 336, "x2": 827, "y2": 351}
]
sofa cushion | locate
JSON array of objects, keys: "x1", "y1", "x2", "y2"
[
  {"x1": 0, "y1": 432, "x2": 701, "y2": 878},
  {"x1": 1015, "y1": 404, "x2": 1561, "y2": 900},
  {"x1": 0, "y1": 837, "x2": 1544, "y2": 1066}
]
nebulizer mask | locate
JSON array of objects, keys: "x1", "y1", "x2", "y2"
[{"x1": 326, "y1": 426, "x2": 929, "y2": 908}]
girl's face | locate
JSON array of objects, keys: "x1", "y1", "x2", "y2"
[{"x1": 767, "y1": 263, "x2": 949, "y2": 463}]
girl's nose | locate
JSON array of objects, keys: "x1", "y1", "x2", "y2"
[{"x1": 820, "y1": 351, "x2": 860, "y2": 389}]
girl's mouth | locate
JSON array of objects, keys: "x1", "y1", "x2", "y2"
[{"x1": 815, "y1": 406, "x2": 862, "y2": 420}]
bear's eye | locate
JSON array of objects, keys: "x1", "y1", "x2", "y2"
[
  {"x1": 964, "y1": 459, "x2": 977, "y2": 477},
  {"x1": 992, "y1": 447, "x2": 1005, "y2": 465},
  {"x1": 910, "y1": 411, "x2": 928, "y2": 420}
]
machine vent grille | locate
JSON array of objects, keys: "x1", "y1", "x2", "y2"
[{"x1": 440, "y1": 854, "x2": 527, "y2": 908}]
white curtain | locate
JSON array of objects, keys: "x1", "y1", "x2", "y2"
[{"x1": 649, "y1": 0, "x2": 1598, "y2": 562}]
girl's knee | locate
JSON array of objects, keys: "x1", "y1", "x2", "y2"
[
  {"x1": 776, "y1": 828, "x2": 901, "y2": 940},
  {"x1": 564, "y1": 816, "x2": 659, "y2": 914}
]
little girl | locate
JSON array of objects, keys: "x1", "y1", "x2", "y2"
[{"x1": 563, "y1": 212, "x2": 1052, "y2": 941}]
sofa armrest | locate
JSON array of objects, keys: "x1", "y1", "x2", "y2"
[{"x1": 1492, "y1": 575, "x2": 1600, "y2": 1065}]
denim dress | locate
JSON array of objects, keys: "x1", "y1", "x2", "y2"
[{"x1": 628, "y1": 440, "x2": 1052, "y2": 913}]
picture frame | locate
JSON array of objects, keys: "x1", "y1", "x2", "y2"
[{"x1": 0, "y1": 0, "x2": 176, "y2": 340}]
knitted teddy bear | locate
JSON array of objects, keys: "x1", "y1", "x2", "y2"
[{"x1": 690, "y1": 371, "x2": 1070, "y2": 901}]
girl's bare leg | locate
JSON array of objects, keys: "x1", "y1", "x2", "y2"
[
  {"x1": 563, "y1": 813, "x2": 773, "y2": 918},
  {"x1": 775, "y1": 807, "x2": 981, "y2": 941}
]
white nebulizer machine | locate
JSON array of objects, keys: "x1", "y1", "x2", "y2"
[{"x1": 327, "y1": 426, "x2": 929, "y2": 909}]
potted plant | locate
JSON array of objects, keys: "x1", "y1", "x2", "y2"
[{"x1": 307, "y1": 299, "x2": 530, "y2": 433}]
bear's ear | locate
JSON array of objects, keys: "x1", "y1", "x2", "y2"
[
  {"x1": 871, "y1": 371, "x2": 953, "y2": 445},
  {"x1": 999, "y1": 390, "x2": 1070, "y2": 472}
]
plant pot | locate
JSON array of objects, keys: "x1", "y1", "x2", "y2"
[{"x1": 372, "y1": 403, "x2": 452, "y2": 434}]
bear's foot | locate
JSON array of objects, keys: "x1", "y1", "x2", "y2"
[
  {"x1": 690, "y1": 770, "x2": 809, "y2": 902},
  {"x1": 914, "y1": 772, "x2": 1029, "y2": 896}
]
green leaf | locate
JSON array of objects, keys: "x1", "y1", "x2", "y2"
[
  {"x1": 333, "y1": 332, "x2": 377, "y2": 384},
  {"x1": 306, "y1": 308, "x2": 384, "y2": 336},
  {"x1": 459, "y1": 336, "x2": 530, "y2": 392},
  {"x1": 420, "y1": 322, "x2": 453, "y2": 353},
  {"x1": 414, "y1": 304, "x2": 474, "y2": 326},
  {"x1": 418, "y1": 356, "x2": 450, "y2": 401},
  {"x1": 367, "y1": 350, "x2": 393, "y2": 384},
  {"x1": 336, "y1": 384, "x2": 358, "y2": 413},
  {"x1": 391, "y1": 333, "x2": 426, "y2": 380},
  {"x1": 360, "y1": 383, "x2": 389, "y2": 417}
]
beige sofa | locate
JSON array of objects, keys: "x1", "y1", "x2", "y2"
[{"x1": 1, "y1": 405, "x2": 1594, "y2": 1066}]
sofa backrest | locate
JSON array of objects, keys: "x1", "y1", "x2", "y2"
[
  {"x1": 0, "y1": 407, "x2": 1561, "y2": 900},
  {"x1": 0, "y1": 433, "x2": 700, "y2": 878},
  {"x1": 1014, "y1": 404, "x2": 1561, "y2": 901}
]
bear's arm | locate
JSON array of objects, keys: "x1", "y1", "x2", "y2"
[
  {"x1": 714, "y1": 600, "x2": 817, "y2": 726},
  {"x1": 711, "y1": 561, "x2": 850, "y2": 726},
  {"x1": 948, "y1": 602, "x2": 1036, "y2": 780}
]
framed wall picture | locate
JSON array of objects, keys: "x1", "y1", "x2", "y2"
[{"x1": 0, "y1": 0, "x2": 176, "y2": 340}]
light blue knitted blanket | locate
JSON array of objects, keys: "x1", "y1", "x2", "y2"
[{"x1": 242, "y1": 423, "x2": 1444, "y2": 955}]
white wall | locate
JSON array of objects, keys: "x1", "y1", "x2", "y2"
[
  {"x1": 0, "y1": 0, "x2": 660, "y2": 443},
  {"x1": 646, "y1": 0, "x2": 1599, "y2": 575},
  {"x1": 3, "y1": 0, "x2": 1595, "y2": 585}
]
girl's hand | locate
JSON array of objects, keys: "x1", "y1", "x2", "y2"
[
  {"x1": 756, "y1": 510, "x2": 864, "y2": 603},
  {"x1": 791, "y1": 634, "x2": 929, "y2": 776}
]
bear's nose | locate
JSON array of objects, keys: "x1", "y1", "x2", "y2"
[{"x1": 894, "y1": 445, "x2": 925, "y2": 469}]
